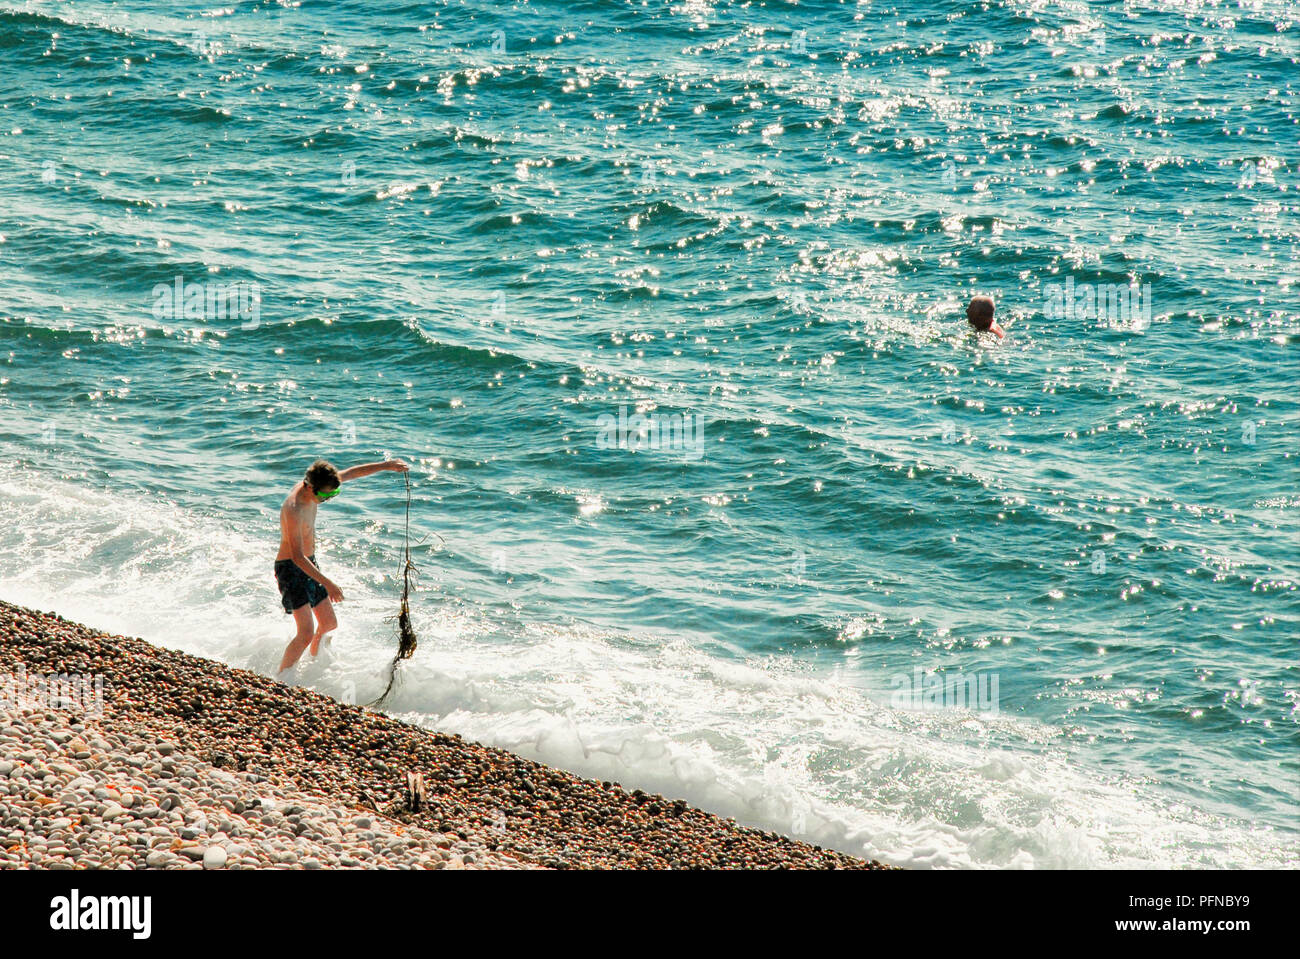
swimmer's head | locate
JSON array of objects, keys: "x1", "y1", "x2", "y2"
[
  {"x1": 966, "y1": 295, "x2": 1005, "y2": 339},
  {"x1": 966, "y1": 296, "x2": 995, "y2": 331}
]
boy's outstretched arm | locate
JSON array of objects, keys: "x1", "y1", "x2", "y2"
[{"x1": 337, "y1": 459, "x2": 409, "y2": 483}]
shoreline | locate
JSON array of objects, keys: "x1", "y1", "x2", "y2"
[{"x1": 0, "y1": 600, "x2": 889, "y2": 870}]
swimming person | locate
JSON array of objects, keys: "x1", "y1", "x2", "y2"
[
  {"x1": 275, "y1": 457, "x2": 410, "y2": 673},
  {"x1": 967, "y1": 295, "x2": 1005, "y2": 339}
]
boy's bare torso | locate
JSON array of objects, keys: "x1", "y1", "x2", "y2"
[{"x1": 276, "y1": 482, "x2": 318, "y2": 560}]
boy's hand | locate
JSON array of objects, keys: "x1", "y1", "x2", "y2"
[
  {"x1": 324, "y1": 578, "x2": 345, "y2": 603},
  {"x1": 386, "y1": 459, "x2": 410, "y2": 473}
]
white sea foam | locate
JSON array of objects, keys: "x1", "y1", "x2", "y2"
[{"x1": 0, "y1": 466, "x2": 1291, "y2": 869}]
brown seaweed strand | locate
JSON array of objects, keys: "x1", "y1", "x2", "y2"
[{"x1": 367, "y1": 469, "x2": 417, "y2": 708}]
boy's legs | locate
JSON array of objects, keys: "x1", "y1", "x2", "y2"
[
  {"x1": 278, "y1": 603, "x2": 316, "y2": 673},
  {"x1": 309, "y1": 598, "x2": 337, "y2": 656}
]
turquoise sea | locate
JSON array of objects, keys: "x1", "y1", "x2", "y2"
[{"x1": 1, "y1": 0, "x2": 1296, "y2": 867}]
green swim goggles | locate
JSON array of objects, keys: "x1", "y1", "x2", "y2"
[{"x1": 315, "y1": 487, "x2": 340, "y2": 500}]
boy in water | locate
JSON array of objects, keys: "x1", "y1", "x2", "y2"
[
  {"x1": 275, "y1": 457, "x2": 409, "y2": 673},
  {"x1": 967, "y1": 295, "x2": 1005, "y2": 339}
]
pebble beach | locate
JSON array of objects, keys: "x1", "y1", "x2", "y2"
[{"x1": 0, "y1": 601, "x2": 887, "y2": 870}]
